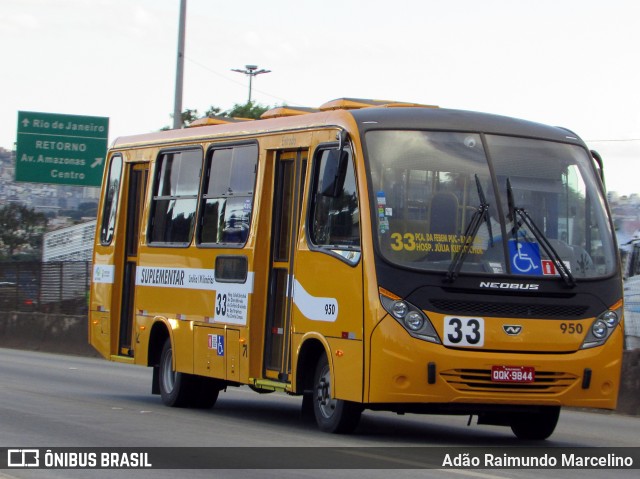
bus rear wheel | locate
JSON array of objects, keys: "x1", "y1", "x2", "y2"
[
  {"x1": 313, "y1": 353, "x2": 361, "y2": 433},
  {"x1": 510, "y1": 406, "x2": 560, "y2": 440},
  {"x1": 158, "y1": 338, "x2": 219, "y2": 409}
]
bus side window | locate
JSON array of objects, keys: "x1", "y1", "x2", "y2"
[
  {"x1": 148, "y1": 149, "x2": 201, "y2": 246},
  {"x1": 309, "y1": 147, "x2": 360, "y2": 248},
  {"x1": 198, "y1": 143, "x2": 258, "y2": 246},
  {"x1": 100, "y1": 155, "x2": 123, "y2": 245}
]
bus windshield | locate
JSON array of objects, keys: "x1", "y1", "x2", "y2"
[{"x1": 366, "y1": 130, "x2": 617, "y2": 279}]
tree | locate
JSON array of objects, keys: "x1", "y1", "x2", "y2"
[
  {"x1": 204, "y1": 106, "x2": 224, "y2": 118},
  {"x1": 163, "y1": 102, "x2": 271, "y2": 129},
  {"x1": 179, "y1": 108, "x2": 201, "y2": 127},
  {"x1": 224, "y1": 101, "x2": 270, "y2": 119},
  {"x1": 162, "y1": 108, "x2": 201, "y2": 130},
  {"x1": 0, "y1": 203, "x2": 48, "y2": 259}
]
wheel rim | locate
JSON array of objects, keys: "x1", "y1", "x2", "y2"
[
  {"x1": 316, "y1": 364, "x2": 337, "y2": 419},
  {"x1": 161, "y1": 347, "x2": 176, "y2": 394}
]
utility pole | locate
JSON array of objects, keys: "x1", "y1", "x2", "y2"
[
  {"x1": 231, "y1": 65, "x2": 271, "y2": 103},
  {"x1": 173, "y1": 0, "x2": 187, "y2": 129}
]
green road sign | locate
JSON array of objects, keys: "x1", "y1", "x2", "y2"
[{"x1": 16, "y1": 111, "x2": 109, "y2": 187}]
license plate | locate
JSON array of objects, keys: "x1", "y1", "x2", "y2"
[{"x1": 491, "y1": 365, "x2": 535, "y2": 383}]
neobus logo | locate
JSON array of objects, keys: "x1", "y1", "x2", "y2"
[
  {"x1": 479, "y1": 281, "x2": 540, "y2": 291},
  {"x1": 503, "y1": 325, "x2": 523, "y2": 335}
]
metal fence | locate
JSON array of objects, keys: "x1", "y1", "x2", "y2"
[{"x1": 0, "y1": 261, "x2": 91, "y2": 315}]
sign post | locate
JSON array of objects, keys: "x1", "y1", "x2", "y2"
[{"x1": 16, "y1": 111, "x2": 109, "y2": 187}]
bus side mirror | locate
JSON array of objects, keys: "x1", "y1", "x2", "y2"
[{"x1": 321, "y1": 149, "x2": 349, "y2": 197}]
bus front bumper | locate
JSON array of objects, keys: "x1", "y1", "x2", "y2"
[{"x1": 368, "y1": 317, "x2": 623, "y2": 410}]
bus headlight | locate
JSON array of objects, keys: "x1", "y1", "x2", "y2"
[
  {"x1": 591, "y1": 320, "x2": 608, "y2": 339},
  {"x1": 601, "y1": 310, "x2": 619, "y2": 327},
  {"x1": 405, "y1": 311, "x2": 424, "y2": 331},
  {"x1": 379, "y1": 289, "x2": 441, "y2": 344},
  {"x1": 392, "y1": 301, "x2": 409, "y2": 319},
  {"x1": 580, "y1": 307, "x2": 622, "y2": 349}
]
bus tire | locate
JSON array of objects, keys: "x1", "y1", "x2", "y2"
[
  {"x1": 158, "y1": 338, "x2": 194, "y2": 408},
  {"x1": 188, "y1": 377, "x2": 221, "y2": 409},
  {"x1": 313, "y1": 353, "x2": 362, "y2": 434},
  {"x1": 510, "y1": 406, "x2": 560, "y2": 440}
]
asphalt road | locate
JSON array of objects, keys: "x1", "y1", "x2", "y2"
[{"x1": 0, "y1": 348, "x2": 638, "y2": 479}]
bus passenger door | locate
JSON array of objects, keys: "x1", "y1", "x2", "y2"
[
  {"x1": 118, "y1": 163, "x2": 148, "y2": 357},
  {"x1": 264, "y1": 149, "x2": 307, "y2": 381},
  {"x1": 290, "y1": 144, "x2": 364, "y2": 403}
]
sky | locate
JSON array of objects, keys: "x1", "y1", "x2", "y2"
[{"x1": 1, "y1": 0, "x2": 640, "y2": 195}]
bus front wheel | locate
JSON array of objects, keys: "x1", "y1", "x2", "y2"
[
  {"x1": 158, "y1": 338, "x2": 219, "y2": 409},
  {"x1": 510, "y1": 406, "x2": 560, "y2": 440},
  {"x1": 313, "y1": 354, "x2": 362, "y2": 433}
]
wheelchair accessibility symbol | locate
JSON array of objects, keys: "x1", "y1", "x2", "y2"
[
  {"x1": 208, "y1": 334, "x2": 225, "y2": 356},
  {"x1": 509, "y1": 240, "x2": 541, "y2": 275}
]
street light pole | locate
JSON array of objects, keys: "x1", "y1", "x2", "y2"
[
  {"x1": 173, "y1": 0, "x2": 187, "y2": 129},
  {"x1": 231, "y1": 64, "x2": 271, "y2": 103}
]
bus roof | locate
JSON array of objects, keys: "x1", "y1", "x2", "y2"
[
  {"x1": 110, "y1": 98, "x2": 584, "y2": 150},
  {"x1": 350, "y1": 107, "x2": 584, "y2": 145}
]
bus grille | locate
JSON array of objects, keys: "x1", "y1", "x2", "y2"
[
  {"x1": 429, "y1": 299, "x2": 588, "y2": 318},
  {"x1": 440, "y1": 369, "x2": 578, "y2": 394}
]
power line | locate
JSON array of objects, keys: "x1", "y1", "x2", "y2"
[
  {"x1": 180, "y1": 58, "x2": 640, "y2": 126},
  {"x1": 185, "y1": 56, "x2": 299, "y2": 106}
]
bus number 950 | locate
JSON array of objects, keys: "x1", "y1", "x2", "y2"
[{"x1": 560, "y1": 323, "x2": 583, "y2": 334}]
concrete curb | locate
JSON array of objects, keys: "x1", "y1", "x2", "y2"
[{"x1": 0, "y1": 311, "x2": 638, "y2": 415}]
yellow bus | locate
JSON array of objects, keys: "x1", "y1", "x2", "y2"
[{"x1": 90, "y1": 98, "x2": 623, "y2": 440}]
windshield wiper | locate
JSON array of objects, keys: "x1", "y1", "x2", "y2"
[
  {"x1": 506, "y1": 178, "x2": 576, "y2": 288},
  {"x1": 445, "y1": 175, "x2": 492, "y2": 282}
]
